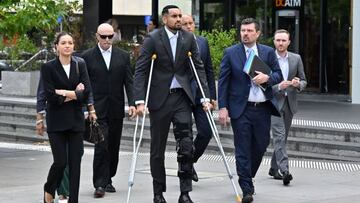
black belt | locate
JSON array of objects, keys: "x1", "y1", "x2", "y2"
[
  {"x1": 247, "y1": 101, "x2": 267, "y2": 107},
  {"x1": 169, "y1": 88, "x2": 183, "y2": 94}
]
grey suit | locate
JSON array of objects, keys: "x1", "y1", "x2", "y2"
[{"x1": 270, "y1": 51, "x2": 307, "y2": 173}]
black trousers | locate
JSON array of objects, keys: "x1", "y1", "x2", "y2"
[
  {"x1": 192, "y1": 104, "x2": 213, "y2": 162},
  {"x1": 149, "y1": 90, "x2": 194, "y2": 194},
  {"x1": 45, "y1": 131, "x2": 84, "y2": 203},
  {"x1": 93, "y1": 118, "x2": 124, "y2": 188}
]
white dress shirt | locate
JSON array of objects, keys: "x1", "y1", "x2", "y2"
[
  {"x1": 164, "y1": 26, "x2": 182, "y2": 89},
  {"x1": 62, "y1": 64, "x2": 70, "y2": 79},
  {"x1": 276, "y1": 50, "x2": 289, "y2": 81},
  {"x1": 98, "y1": 44, "x2": 112, "y2": 69},
  {"x1": 244, "y1": 45, "x2": 266, "y2": 102}
]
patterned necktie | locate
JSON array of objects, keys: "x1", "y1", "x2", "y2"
[{"x1": 246, "y1": 48, "x2": 253, "y2": 59}]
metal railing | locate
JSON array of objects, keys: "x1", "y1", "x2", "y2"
[{"x1": 14, "y1": 48, "x2": 49, "y2": 71}]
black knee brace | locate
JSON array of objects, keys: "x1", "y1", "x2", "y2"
[
  {"x1": 176, "y1": 137, "x2": 194, "y2": 179},
  {"x1": 177, "y1": 137, "x2": 193, "y2": 162},
  {"x1": 174, "y1": 122, "x2": 194, "y2": 178}
]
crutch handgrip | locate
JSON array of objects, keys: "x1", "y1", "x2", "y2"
[{"x1": 152, "y1": 54, "x2": 157, "y2": 60}]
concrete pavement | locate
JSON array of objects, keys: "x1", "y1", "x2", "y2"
[
  {"x1": 1, "y1": 141, "x2": 360, "y2": 203},
  {"x1": 296, "y1": 100, "x2": 360, "y2": 124}
]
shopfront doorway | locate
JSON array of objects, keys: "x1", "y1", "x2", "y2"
[{"x1": 275, "y1": 9, "x2": 300, "y2": 53}]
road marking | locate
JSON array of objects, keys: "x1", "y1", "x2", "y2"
[
  {"x1": 292, "y1": 119, "x2": 360, "y2": 130},
  {"x1": 1, "y1": 142, "x2": 359, "y2": 172}
]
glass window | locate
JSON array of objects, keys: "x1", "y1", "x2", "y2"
[
  {"x1": 234, "y1": 0, "x2": 273, "y2": 43},
  {"x1": 198, "y1": 0, "x2": 351, "y2": 94},
  {"x1": 202, "y1": 2, "x2": 224, "y2": 30},
  {"x1": 302, "y1": 1, "x2": 321, "y2": 91},
  {"x1": 325, "y1": 0, "x2": 350, "y2": 94}
]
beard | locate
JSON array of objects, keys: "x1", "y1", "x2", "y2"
[{"x1": 168, "y1": 23, "x2": 182, "y2": 31}]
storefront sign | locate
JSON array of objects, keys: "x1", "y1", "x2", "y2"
[{"x1": 275, "y1": 0, "x2": 301, "y2": 8}]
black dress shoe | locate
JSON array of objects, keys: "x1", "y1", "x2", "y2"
[
  {"x1": 268, "y1": 168, "x2": 283, "y2": 180},
  {"x1": 178, "y1": 193, "x2": 193, "y2": 203},
  {"x1": 242, "y1": 194, "x2": 254, "y2": 203},
  {"x1": 105, "y1": 183, "x2": 116, "y2": 193},
  {"x1": 94, "y1": 187, "x2": 105, "y2": 198},
  {"x1": 192, "y1": 167, "x2": 199, "y2": 182},
  {"x1": 250, "y1": 186, "x2": 255, "y2": 195},
  {"x1": 153, "y1": 194, "x2": 167, "y2": 203},
  {"x1": 283, "y1": 171, "x2": 293, "y2": 186}
]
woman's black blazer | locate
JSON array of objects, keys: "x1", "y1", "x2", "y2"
[{"x1": 41, "y1": 57, "x2": 91, "y2": 133}]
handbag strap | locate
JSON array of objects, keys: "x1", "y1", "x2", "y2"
[{"x1": 72, "y1": 56, "x2": 79, "y2": 76}]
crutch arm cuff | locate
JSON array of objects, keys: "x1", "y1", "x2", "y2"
[
  {"x1": 135, "y1": 100, "x2": 145, "y2": 105},
  {"x1": 200, "y1": 98, "x2": 210, "y2": 103}
]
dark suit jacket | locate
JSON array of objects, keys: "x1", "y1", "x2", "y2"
[
  {"x1": 133, "y1": 27, "x2": 210, "y2": 110},
  {"x1": 37, "y1": 56, "x2": 93, "y2": 113},
  {"x1": 36, "y1": 74, "x2": 46, "y2": 113},
  {"x1": 41, "y1": 57, "x2": 91, "y2": 132},
  {"x1": 272, "y1": 51, "x2": 307, "y2": 114},
  {"x1": 81, "y1": 46, "x2": 134, "y2": 120},
  {"x1": 218, "y1": 43, "x2": 283, "y2": 119},
  {"x1": 192, "y1": 35, "x2": 216, "y2": 103}
]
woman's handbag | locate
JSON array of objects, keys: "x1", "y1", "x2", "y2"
[{"x1": 84, "y1": 119, "x2": 104, "y2": 144}]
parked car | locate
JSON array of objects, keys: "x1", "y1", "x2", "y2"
[{"x1": 0, "y1": 61, "x2": 13, "y2": 81}]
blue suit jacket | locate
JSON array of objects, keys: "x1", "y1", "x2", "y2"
[
  {"x1": 192, "y1": 36, "x2": 216, "y2": 103},
  {"x1": 218, "y1": 43, "x2": 282, "y2": 119}
]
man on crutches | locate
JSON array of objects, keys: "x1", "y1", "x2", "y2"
[{"x1": 133, "y1": 5, "x2": 211, "y2": 203}]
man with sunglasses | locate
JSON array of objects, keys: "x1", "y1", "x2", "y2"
[{"x1": 82, "y1": 23, "x2": 136, "y2": 198}]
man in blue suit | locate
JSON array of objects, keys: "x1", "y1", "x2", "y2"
[
  {"x1": 218, "y1": 18, "x2": 282, "y2": 203},
  {"x1": 181, "y1": 14, "x2": 217, "y2": 182}
]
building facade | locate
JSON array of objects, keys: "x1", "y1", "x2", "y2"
[
  {"x1": 85, "y1": 0, "x2": 359, "y2": 103},
  {"x1": 192, "y1": 0, "x2": 360, "y2": 103},
  {"x1": 193, "y1": 0, "x2": 359, "y2": 102}
]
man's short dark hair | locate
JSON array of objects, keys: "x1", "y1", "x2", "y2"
[
  {"x1": 241, "y1": 18, "x2": 260, "y2": 32},
  {"x1": 161, "y1": 5, "x2": 179, "y2": 16},
  {"x1": 150, "y1": 17, "x2": 158, "y2": 27},
  {"x1": 274, "y1": 29, "x2": 290, "y2": 39}
]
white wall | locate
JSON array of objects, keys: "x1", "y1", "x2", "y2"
[
  {"x1": 352, "y1": 0, "x2": 360, "y2": 104},
  {"x1": 113, "y1": 0, "x2": 152, "y2": 16},
  {"x1": 68, "y1": 0, "x2": 191, "y2": 16},
  {"x1": 159, "y1": 0, "x2": 192, "y2": 15}
]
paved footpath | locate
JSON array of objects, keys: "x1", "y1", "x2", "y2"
[{"x1": 0, "y1": 141, "x2": 360, "y2": 203}]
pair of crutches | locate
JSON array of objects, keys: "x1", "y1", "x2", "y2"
[{"x1": 126, "y1": 52, "x2": 241, "y2": 203}]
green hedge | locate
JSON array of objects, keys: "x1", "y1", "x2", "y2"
[
  {"x1": 199, "y1": 29, "x2": 275, "y2": 79},
  {"x1": 200, "y1": 29, "x2": 238, "y2": 79}
]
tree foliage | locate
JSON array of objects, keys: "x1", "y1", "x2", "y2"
[
  {"x1": 0, "y1": 0, "x2": 80, "y2": 39},
  {"x1": 200, "y1": 29, "x2": 238, "y2": 79},
  {"x1": 0, "y1": 0, "x2": 81, "y2": 70}
]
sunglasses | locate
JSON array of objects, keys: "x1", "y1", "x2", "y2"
[{"x1": 97, "y1": 33, "x2": 114, "y2": 39}]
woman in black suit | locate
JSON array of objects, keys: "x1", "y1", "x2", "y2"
[{"x1": 42, "y1": 32, "x2": 92, "y2": 203}]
